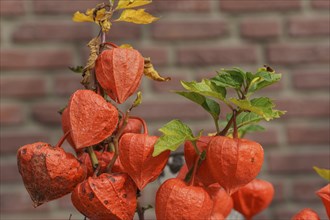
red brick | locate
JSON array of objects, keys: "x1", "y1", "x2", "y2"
[
  {"x1": 53, "y1": 74, "x2": 84, "y2": 97},
  {"x1": 268, "y1": 153, "x2": 330, "y2": 173},
  {"x1": 0, "y1": 76, "x2": 46, "y2": 98},
  {"x1": 0, "y1": 104, "x2": 24, "y2": 125},
  {"x1": 246, "y1": 129, "x2": 279, "y2": 147},
  {"x1": 0, "y1": 192, "x2": 49, "y2": 213},
  {"x1": 148, "y1": 0, "x2": 211, "y2": 12},
  {"x1": 0, "y1": 1, "x2": 25, "y2": 16},
  {"x1": 276, "y1": 99, "x2": 329, "y2": 118},
  {"x1": 0, "y1": 162, "x2": 21, "y2": 183},
  {"x1": 272, "y1": 181, "x2": 285, "y2": 202},
  {"x1": 292, "y1": 71, "x2": 330, "y2": 90},
  {"x1": 0, "y1": 132, "x2": 50, "y2": 154},
  {"x1": 33, "y1": 0, "x2": 101, "y2": 14},
  {"x1": 240, "y1": 19, "x2": 281, "y2": 39},
  {"x1": 311, "y1": 0, "x2": 330, "y2": 9},
  {"x1": 0, "y1": 50, "x2": 73, "y2": 70},
  {"x1": 289, "y1": 17, "x2": 330, "y2": 37},
  {"x1": 267, "y1": 44, "x2": 330, "y2": 65},
  {"x1": 288, "y1": 126, "x2": 330, "y2": 145},
  {"x1": 31, "y1": 103, "x2": 63, "y2": 125},
  {"x1": 13, "y1": 22, "x2": 94, "y2": 42},
  {"x1": 177, "y1": 46, "x2": 257, "y2": 66},
  {"x1": 138, "y1": 47, "x2": 168, "y2": 66},
  {"x1": 132, "y1": 101, "x2": 209, "y2": 121},
  {"x1": 292, "y1": 180, "x2": 325, "y2": 202},
  {"x1": 152, "y1": 20, "x2": 227, "y2": 40},
  {"x1": 220, "y1": 0, "x2": 301, "y2": 12}
]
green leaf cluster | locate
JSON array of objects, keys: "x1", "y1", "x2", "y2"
[
  {"x1": 173, "y1": 66, "x2": 285, "y2": 137},
  {"x1": 153, "y1": 120, "x2": 202, "y2": 156}
]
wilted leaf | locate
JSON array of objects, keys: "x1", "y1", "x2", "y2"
[
  {"x1": 116, "y1": 0, "x2": 152, "y2": 10},
  {"x1": 153, "y1": 120, "x2": 201, "y2": 156},
  {"x1": 313, "y1": 166, "x2": 330, "y2": 182},
  {"x1": 144, "y1": 57, "x2": 170, "y2": 81},
  {"x1": 175, "y1": 91, "x2": 220, "y2": 121},
  {"x1": 181, "y1": 79, "x2": 226, "y2": 101},
  {"x1": 116, "y1": 9, "x2": 159, "y2": 24},
  {"x1": 69, "y1": 66, "x2": 84, "y2": 74},
  {"x1": 81, "y1": 37, "x2": 100, "y2": 88}
]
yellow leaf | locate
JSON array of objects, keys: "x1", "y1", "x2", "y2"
[
  {"x1": 116, "y1": 0, "x2": 152, "y2": 10},
  {"x1": 72, "y1": 8, "x2": 107, "y2": 23},
  {"x1": 144, "y1": 57, "x2": 171, "y2": 82},
  {"x1": 313, "y1": 166, "x2": 330, "y2": 182},
  {"x1": 73, "y1": 11, "x2": 94, "y2": 22},
  {"x1": 115, "y1": 9, "x2": 159, "y2": 24},
  {"x1": 120, "y1": 44, "x2": 133, "y2": 49}
]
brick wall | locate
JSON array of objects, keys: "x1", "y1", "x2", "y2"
[{"x1": 1, "y1": 0, "x2": 329, "y2": 219}]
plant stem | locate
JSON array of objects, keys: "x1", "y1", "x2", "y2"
[
  {"x1": 213, "y1": 117, "x2": 220, "y2": 134},
  {"x1": 191, "y1": 141, "x2": 201, "y2": 155},
  {"x1": 233, "y1": 110, "x2": 238, "y2": 139},
  {"x1": 106, "y1": 111, "x2": 129, "y2": 172},
  {"x1": 87, "y1": 146, "x2": 99, "y2": 170},
  {"x1": 55, "y1": 130, "x2": 71, "y2": 148},
  {"x1": 189, "y1": 154, "x2": 201, "y2": 186},
  {"x1": 137, "y1": 202, "x2": 145, "y2": 220},
  {"x1": 219, "y1": 114, "x2": 234, "y2": 136}
]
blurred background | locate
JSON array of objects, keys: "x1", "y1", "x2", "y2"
[{"x1": 0, "y1": 0, "x2": 329, "y2": 219}]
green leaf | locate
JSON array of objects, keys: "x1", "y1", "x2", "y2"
[
  {"x1": 116, "y1": 0, "x2": 152, "y2": 10},
  {"x1": 313, "y1": 166, "x2": 330, "y2": 181},
  {"x1": 115, "y1": 9, "x2": 159, "y2": 24},
  {"x1": 181, "y1": 79, "x2": 226, "y2": 101},
  {"x1": 153, "y1": 120, "x2": 200, "y2": 156},
  {"x1": 69, "y1": 66, "x2": 84, "y2": 73},
  {"x1": 229, "y1": 97, "x2": 285, "y2": 121},
  {"x1": 131, "y1": 91, "x2": 142, "y2": 109},
  {"x1": 211, "y1": 68, "x2": 246, "y2": 89},
  {"x1": 248, "y1": 69, "x2": 282, "y2": 94},
  {"x1": 238, "y1": 124, "x2": 265, "y2": 138},
  {"x1": 236, "y1": 112, "x2": 264, "y2": 127},
  {"x1": 174, "y1": 91, "x2": 220, "y2": 121}
]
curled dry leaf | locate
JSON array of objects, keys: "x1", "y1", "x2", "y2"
[
  {"x1": 95, "y1": 47, "x2": 144, "y2": 103},
  {"x1": 81, "y1": 37, "x2": 100, "y2": 88},
  {"x1": 207, "y1": 183, "x2": 234, "y2": 219},
  {"x1": 78, "y1": 151, "x2": 124, "y2": 176},
  {"x1": 68, "y1": 90, "x2": 118, "y2": 149},
  {"x1": 119, "y1": 133, "x2": 170, "y2": 190},
  {"x1": 232, "y1": 179, "x2": 274, "y2": 220},
  {"x1": 291, "y1": 208, "x2": 320, "y2": 220},
  {"x1": 184, "y1": 136, "x2": 216, "y2": 186},
  {"x1": 155, "y1": 178, "x2": 213, "y2": 220},
  {"x1": 206, "y1": 136, "x2": 264, "y2": 195},
  {"x1": 144, "y1": 57, "x2": 171, "y2": 82},
  {"x1": 71, "y1": 173, "x2": 137, "y2": 220},
  {"x1": 17, "y1": 142, "x2": 86, "y2": 207},
  {"x1": 316, "y1": 184, "x2": 330, "y2": 218}
]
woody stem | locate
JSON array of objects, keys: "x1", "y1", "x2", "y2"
[{"x1": 106, "y1": 111, "x2": 129, "y2": 172}]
